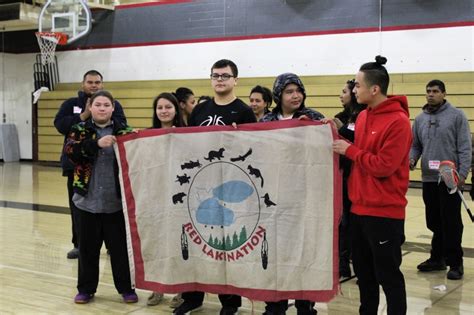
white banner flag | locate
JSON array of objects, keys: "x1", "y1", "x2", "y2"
[{"x1": 115, "y1": 120, "x2": 341, "y2": 302}]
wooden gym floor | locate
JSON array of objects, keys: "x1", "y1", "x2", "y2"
[{"x1": 0, "y1": 162, "x2": 473, "y2": 314}]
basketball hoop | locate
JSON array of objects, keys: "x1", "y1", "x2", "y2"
[{"x1": 35, "y1": 32, "x2": 68, "y2": 65}]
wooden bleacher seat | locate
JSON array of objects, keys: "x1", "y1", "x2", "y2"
[{"x1": 37, "y1": 71, "x2": 474, "y2": 183}]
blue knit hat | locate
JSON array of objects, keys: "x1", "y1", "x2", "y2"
[{"x1": 272, "y1": 73, "x2": 307, "y2": 106}]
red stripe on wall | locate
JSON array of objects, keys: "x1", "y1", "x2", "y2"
[{"x1": 61, "y1": 20, "x2": 474, "y2": 51}]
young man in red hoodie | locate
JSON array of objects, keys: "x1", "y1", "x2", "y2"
[{"x1": 333, "y1": 56, "x2": 412, "y2": 315}]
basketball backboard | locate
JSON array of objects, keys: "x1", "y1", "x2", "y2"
[{"x1": 38, "y1": 0, "x2": 92, "y2": 44}]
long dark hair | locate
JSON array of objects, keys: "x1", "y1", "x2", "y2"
[
  {"x1": 174, "y1": 87, "x2": 194, "y2": 104},
  {"x1": 152, "y1": 92, "x2": 184, "y2": 128},
  {"x1": 335, "y1": 79, "x2": 366, "y2": 124},
  {"x1": 346, "y1": 79, "x2": 367, "y2": 123}
]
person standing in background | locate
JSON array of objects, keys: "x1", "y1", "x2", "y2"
[
  {"x1": 410, "y1": 79, "x2": 471, "y2": 280},
  {"x1": 249, "y1": 85, "x2": 272, "y2": 121},
  {"x1": 174, "y1": 87, "x2": 196, "y2": 126},
  {"x1": 332, "y1": 79, "x2": 366, "y2": 279},
  {"x1": 470, "y1": 136, "x2": 474, "y2": 201}
]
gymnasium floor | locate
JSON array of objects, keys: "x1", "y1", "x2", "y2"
[{"x1": 0, "y1": 162, "x2": 473, "y2": 314}]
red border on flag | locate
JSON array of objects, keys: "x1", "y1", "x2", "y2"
[{"x1": 116, "y1": 120, "x2": 342, "y2": 302}]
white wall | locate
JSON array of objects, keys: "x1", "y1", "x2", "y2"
[
  {"x1": 1, "y1": 26, "x2": 473, "y2": 159},
  {"x1": 56, "y1": 26, "x2": 473, "y2": 82},
  {"x1": 0, "y1": 53, "x2": 36, "y2": 160}
]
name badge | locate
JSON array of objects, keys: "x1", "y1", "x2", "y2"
[
  {"x1": 73, "y1": 106, "x2": 82, "y2": 114},
  {"x1": 429, "y1": 160, "x2": 440, "y2": 170},
  {"x1": 347, "y1": 123, "x2": 355, "y2": 131}
]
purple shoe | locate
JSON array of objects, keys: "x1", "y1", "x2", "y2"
[
  {"x1": 74, "y1": 292, "x2": 94, "y2": 304},
  {"x1": 122, "y1": 291, "x2": 139, "y2": 303}
]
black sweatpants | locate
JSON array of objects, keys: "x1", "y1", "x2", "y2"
[
  {"x1": 351, "y1": 214, "x2": 406, "y2": 315},
  {"x1": 422, "y1": 182, "x2": 464, "y2": 267},
  {"x1": 77, "y1": 209, "x2": 133, "y2": 295},
  {"x1": 181, "y1": 291, "x2": 241, "y2": 309},
  {"x1": 67, "y1": 171, "x2": 80, "y2": 248}
]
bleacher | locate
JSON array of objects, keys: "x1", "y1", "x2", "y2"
[{"x1": 37, "y1": 71, "x2": 474, "y2": 182}]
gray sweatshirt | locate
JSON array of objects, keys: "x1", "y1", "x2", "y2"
[{"x1": 410, "y1": 100, "x2": 471, "y2": 182}]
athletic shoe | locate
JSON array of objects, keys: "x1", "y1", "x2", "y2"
[
  {"x1": 172, "y1": 301, "x2": 203, "y2": 314},
  {"x1": 169, "y1": 293, "x2": 184, "y2": 308},
  {"x1": 220, "y1": 307, "x2": 238, "y2": 315},
  {"x1": 447, "y1": 265, "x2": 464, "y2": 280},
  {"x1": 74, "y1": 292, "x2": 94, "y2": 304},
  {"x1": 67, "y1": 247, "x2": 79, "y2": 259},
  {"x1": 122, "y1": 291, "x2": 139, "y2": 303},
  {"x1": 417, "y1": 258, "x2": 446, "y2": 272},
  {"x1": 147, "y1": 292, "x2": 164, "y2": 306},
  {"x1": 339, "y1": 268, "x2": 351, "y2": 280},
  {"x1": 263, "y1": 307, "x2": 286, "y2": 315}
]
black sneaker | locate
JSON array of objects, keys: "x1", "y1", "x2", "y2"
[
  {"x1": 172, "y1": 302, "x2": 202, "y2": 315},
  {"x1": 263, "y1": 304, "x2": 286, "y2": 315},
  {"x1": 67, "y1": 247, "x2": 79, "y2": 259},
  {"x1": 220, "y1": 307, "x2": 238, "y2": 315},
  {"x1": 339, "y1": 268, "x2": 351, "y2": 280},
  {"x1": 263, "y1": 312, "x2": 285, "y2": 315},
  {"x1": 447, "y1": 265, "x2": 464, "y2": 280},
  {"x1": 417, "y1": 259, "x2": 446, "y2": 272}
]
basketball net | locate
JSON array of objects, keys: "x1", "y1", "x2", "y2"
[{"x1": 35, "y1": 32, "x2": 67, "y2": 65}]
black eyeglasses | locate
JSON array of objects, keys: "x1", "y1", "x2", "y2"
[{"x1": 210, "y1": 73, "x2": 234, "y2": 81}]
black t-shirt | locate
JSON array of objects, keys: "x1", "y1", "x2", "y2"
[{"x1": 188, "y1": 98, "x2": 257, "y2": 126}]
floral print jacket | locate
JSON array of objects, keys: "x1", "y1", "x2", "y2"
[{"x1": 64, "y1": 118, "x2": 132, "y2": 196}]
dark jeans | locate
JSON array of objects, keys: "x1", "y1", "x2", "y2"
[
  {"x1": 422, "y1": 182, "x2": 464, "y2": 267},
  {"x1": 351, "y1": 214, "x2": 406, "y2": 315},
  {"x1": 265, "y1": 300, "x2": 316, "y2": 314},
  {"x1": 77, "y1": 209, "x2": 133, "y2": 294},
  {"x1": 181, "y1": 291, "x2": 241, "y2": 309},
  {"x1": 67, "y1": 171, "x2": 80, "y2": 248}
]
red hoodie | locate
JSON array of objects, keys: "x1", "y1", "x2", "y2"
[{"x1": 345, "y1": 95, "x2": 412, "y2": 219}]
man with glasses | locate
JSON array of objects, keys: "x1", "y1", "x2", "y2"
[
  {"x1": 187, "y1": 59, "x2": 256, "y2": 127},
  {"x1": 174, "y1": 59, "x2": 256, "y2": 315}
]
